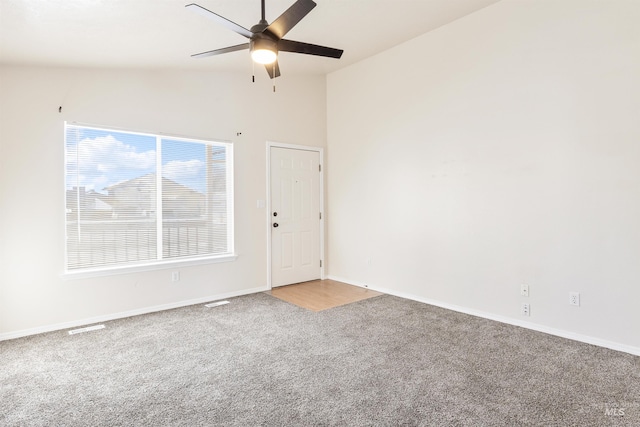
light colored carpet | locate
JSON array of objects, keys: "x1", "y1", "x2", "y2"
[{"x1": 1, "y1": 293, "x2": 638, "y2": 426}]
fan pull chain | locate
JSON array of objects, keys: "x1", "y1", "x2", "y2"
[
  {"x1": 252, "y1": 61, "x2": 255, "y2": 83},
  {"x1": 273, "y1": 63, "x2": 276, "y2": 93}
]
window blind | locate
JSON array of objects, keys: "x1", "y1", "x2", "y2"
[{"x1": 64, "y1": 123, "x2": 233, "y2": 272}]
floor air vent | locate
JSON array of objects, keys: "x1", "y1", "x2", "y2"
[
  {"x1": 68, "y1": 324, "x2": 105, "y2": 335},
  {"x1": 204, "y1": 300, "x2": 229, "y2": 308}
]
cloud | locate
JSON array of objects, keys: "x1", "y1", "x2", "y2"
[
  {"x1": 66, "y1": 134, "x2": 156, "y2": 191},
  {"x1": 78, "y1": 135, "x2": 156, "y2": 172},
  {"x1": 162, "y1": 159, "x2": 205, "y2": 192},
  {"x1": 162, "y1": 159, "x2": 204, "y2": 181}
]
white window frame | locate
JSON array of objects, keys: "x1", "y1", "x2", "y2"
[{"x1": 62, "y1": 122, "x2": 236, "y2": 279}]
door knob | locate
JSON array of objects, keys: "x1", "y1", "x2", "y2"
[{"x1": 273, "y1": 223, "x2": 279, "y2": 228}]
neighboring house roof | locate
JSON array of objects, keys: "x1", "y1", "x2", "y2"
[
  {"x1": 68, "y1": 173, "x2": 207, "y2": 218},
  {"x1": 66, "y1": 188, "x2": 113, "y2": 210},
  {"x1": 104, "y1": 173, "x2": 203, "y2": 197}
]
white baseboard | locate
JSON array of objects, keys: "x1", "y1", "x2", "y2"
[
  {"x1": 327, "y1": 275, "x2": 640, "y2": 357},
  {"x1": 0, "y1": 286, "x2": 269, "y2": 342}
]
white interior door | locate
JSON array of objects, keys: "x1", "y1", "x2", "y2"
[{"x1": 270, "y1": 146, "x2": 321, "y2": 287}]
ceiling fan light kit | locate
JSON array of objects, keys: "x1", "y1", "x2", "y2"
[
  {"x1": 186, "y1": 0, "x2": 343, "y2": 80},
  {"x1": 250, "y1": 37, "x2": 278, "y2": 64}
]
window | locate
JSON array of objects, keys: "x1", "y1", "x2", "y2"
[{"x1": 64, "y1": 123, "x2": 234, "y2": 274}]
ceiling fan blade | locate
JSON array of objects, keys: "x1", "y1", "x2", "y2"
[
  {"x1": 265, "y1": 61, "x2": 281, "y2": 79},
  {"x1": 191, "y1": 43, "x2": 250, "y2": 58},
  {"x1": 186, "y1": 3, "x2": 253, "y2": 39},
  {"x1": 278, "y1": 39, "x2": 343, "y2": 58},
  {"x1": 266, "y1": 0, "x2": 316, "y2": 39}
]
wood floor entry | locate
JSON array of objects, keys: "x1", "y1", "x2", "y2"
[{"x1": 265, "y1": 279, "x2": 383, "y2": 312}]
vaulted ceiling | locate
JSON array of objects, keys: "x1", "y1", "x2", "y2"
[{"x1": 0, "y1": 0, "x2": 499, "y2": 75}]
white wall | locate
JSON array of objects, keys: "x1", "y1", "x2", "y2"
[
  {"x1": 327, "y1": 0, "x2": 640, "y2": 352},
  {"x1": 0, "y1": 66, "x2": 327, "y2": 337}
]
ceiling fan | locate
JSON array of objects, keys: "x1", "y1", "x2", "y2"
[{"x1": 186, "y1": 0, "x2": 343, "y2": 79}]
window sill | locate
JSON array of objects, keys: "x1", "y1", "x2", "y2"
[{"x1": 61, "y1": 254, "x2": 238, "y2": 280}]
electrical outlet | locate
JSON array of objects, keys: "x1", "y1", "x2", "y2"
[
  {"x1": 171, "y1": 271, "x2": 180, "y2": 282},
  {"x1": 569, "y1": 292, "x2": 580, "y2": 306},
  {"x1": 521, "y1": 303, "x2": 530, "y2": 316},
  {"x1": 521, "y1": 284, "x2": 529, "y2": 297}
]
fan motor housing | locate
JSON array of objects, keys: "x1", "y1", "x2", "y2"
[
  {"x1": 250, "y1": 20, "x2": 270, "y2": 34},
  {"x1": 251, "y1": 33, "x2": 278, "y2": 55}
]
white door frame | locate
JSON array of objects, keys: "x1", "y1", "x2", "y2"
[{"x1": 266, "y1": 141, "x2": 325, "y2": 289}]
